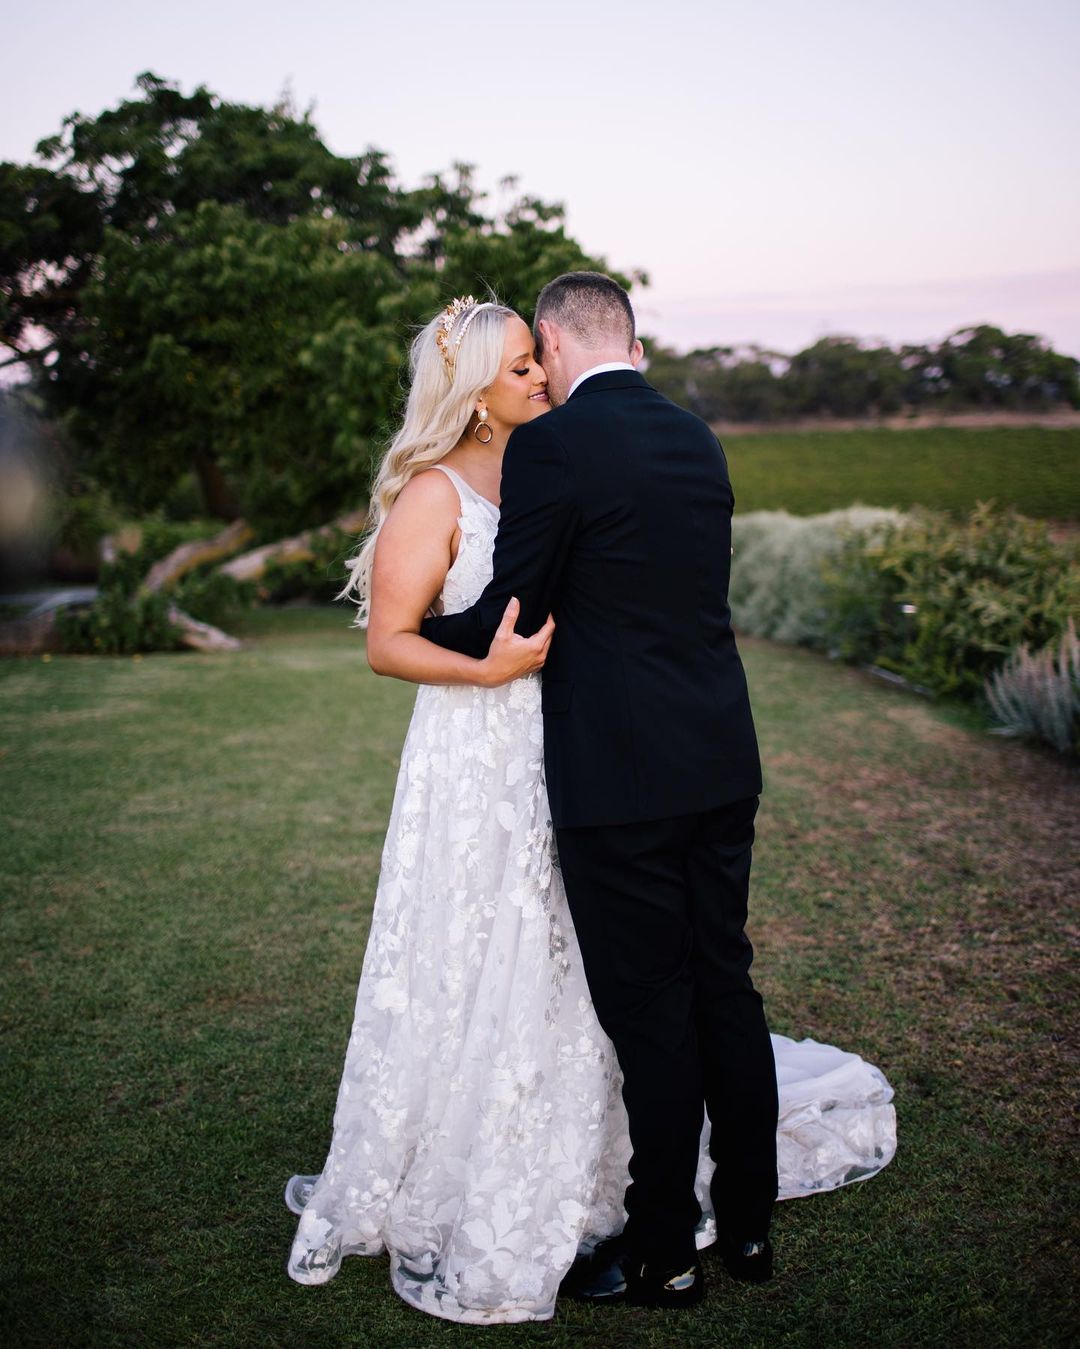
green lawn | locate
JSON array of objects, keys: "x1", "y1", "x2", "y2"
[
  {"x1": 722, "y1": 427, "x2": 1080, "y2": 519},
  {"x1": 1, "y1": 607, "x2": 1076, "y2": 1347}
]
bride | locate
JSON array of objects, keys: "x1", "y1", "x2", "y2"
[{"x1": 284, "y1": 297, "x2": 896, "y2": 1324}]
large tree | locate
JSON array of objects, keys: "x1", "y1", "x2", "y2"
[
  {"x1": 73, "y1": 203, "x2": 409, "y2": 529},
  {"x1": 1, "y1": 74, "x2": 627, "y2": 529},
  {"x1": 1, "y1": 74, "x2": 415, "y2": 380}
]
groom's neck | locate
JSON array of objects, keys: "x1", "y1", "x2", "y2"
[{"x1": 564, "y1": 346, "x2": 634, "y2": 385}]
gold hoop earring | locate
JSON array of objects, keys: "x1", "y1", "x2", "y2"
[{"x1": 473, "y1": 408, "x2": 493, "y2": 444}]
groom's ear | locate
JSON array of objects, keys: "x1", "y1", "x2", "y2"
[
  {"x1": 535, "y1": 318, "x2": 557, "y2": 359},
  {"x1": 630, "y1": 338, "x2": 645, "y2": 367}
]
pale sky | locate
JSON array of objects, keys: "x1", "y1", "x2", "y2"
[{"x1": 5, "y1": 0, "x2": 1079, "y2": 355}]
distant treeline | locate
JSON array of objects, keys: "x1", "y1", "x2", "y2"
[{"x1": 645, "y1": 327, "x2": 1080, "y2": 423}]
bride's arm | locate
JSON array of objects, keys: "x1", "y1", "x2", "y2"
[{"x1": 365, "y1": 471, "x2": 553, "y2": 687}]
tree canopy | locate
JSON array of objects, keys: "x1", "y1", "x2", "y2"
[{"x1": 1, "y1": 74, "x2": 632, "y2": 531}]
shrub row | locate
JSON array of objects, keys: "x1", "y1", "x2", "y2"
[
  {"x1": 730, "y1": 504, "x2": 1080, "y2": 753},
  {"x1": 729, "y1": 507, "x2": 905, "y2": 647}
]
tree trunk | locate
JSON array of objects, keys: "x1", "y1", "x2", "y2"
[{"x1": 192, "y1": 448, "x2": 243, "y2": 520}]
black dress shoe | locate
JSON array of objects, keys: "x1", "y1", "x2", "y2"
[
  {"x1": 560, "y1": 1233, "x2": 627, "y2": 1299},
  {"x1": 626, "y1": 1257, "x2": 705, "y2": 1308},
  {"x1": 562, "y1": 1235, "x2": 704, "y2": 1308},
  {"x1": 720, "y1": 1236, "x2": 774, "y2": 1283}
]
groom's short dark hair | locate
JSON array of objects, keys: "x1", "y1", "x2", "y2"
[{"x1": 534, "y1": 272, "x2": 635, "y2": 353}]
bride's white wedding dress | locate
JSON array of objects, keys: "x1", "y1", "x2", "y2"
[{"x1": 285, "y1": 464, "x2": 896, "y2": 1323}]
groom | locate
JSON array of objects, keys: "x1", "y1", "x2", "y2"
[{"x1": 421, "y1": 272, "x2": 778, "y2": 1307}]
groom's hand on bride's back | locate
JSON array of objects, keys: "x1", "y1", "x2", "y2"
[{"x1": 479, "y1": 597, "x2": 554, "y2": 686}]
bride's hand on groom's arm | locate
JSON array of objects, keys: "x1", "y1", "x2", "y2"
[{"x1": 478, "y1": 598, "x2": 555, "y2": 687}]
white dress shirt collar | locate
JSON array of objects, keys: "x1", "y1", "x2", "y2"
[{"x1": 567, "y1": 361, "x2": 636, "y2": 400}]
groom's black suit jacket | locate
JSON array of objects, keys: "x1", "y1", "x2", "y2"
[{"x1": 420, "y1": 369, "x2": 762, "y2": 829}]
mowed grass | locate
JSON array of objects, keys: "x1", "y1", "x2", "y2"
[
  {"x1": 1, "y1": 607, "x2": 1077, "y2": 1348},
  {"x1": 722, "y1": 427, "x2": 1080, "y2": 519}
]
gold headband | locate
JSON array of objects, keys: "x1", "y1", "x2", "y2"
[{"x1": 435, "y1": 295, "x2": 487, "y2": 371}]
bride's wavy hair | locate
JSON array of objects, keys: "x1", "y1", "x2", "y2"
[{"x1": 338, "y1": 297, "x2": 516, "y2": 627}]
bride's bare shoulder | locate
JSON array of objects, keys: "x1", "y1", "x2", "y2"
[{"x1": 386, "y1": 467, "x2": 460, "y2": 527}]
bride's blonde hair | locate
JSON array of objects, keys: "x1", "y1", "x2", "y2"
[{"x1": 338, "y1": 297, "x2": 516, "y2": 627}]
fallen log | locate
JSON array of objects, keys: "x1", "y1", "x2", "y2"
[
  {"x1": 142, "y1": 519, "x2": 255, "y2": 592},
  {"x1": 0, "y1": 508, "x2": 368, "y2": 657},
  {"x1": 166, "y1": 603, "x2": 244, "y2": 653},
  {"x1": 218, "y1": 507, "x2": 367, "y2": 583},
  {"x1": 0, "y1": 602, "x2": 240, "y2": 656}
]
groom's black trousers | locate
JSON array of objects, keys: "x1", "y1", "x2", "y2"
[{"x1": 555, "y1": 794, "x2": 778, "y2": 1267}]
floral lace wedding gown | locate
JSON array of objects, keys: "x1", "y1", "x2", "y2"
[{"x1": 285, "y1": 464, "x2": 897, "y2": 1324}]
